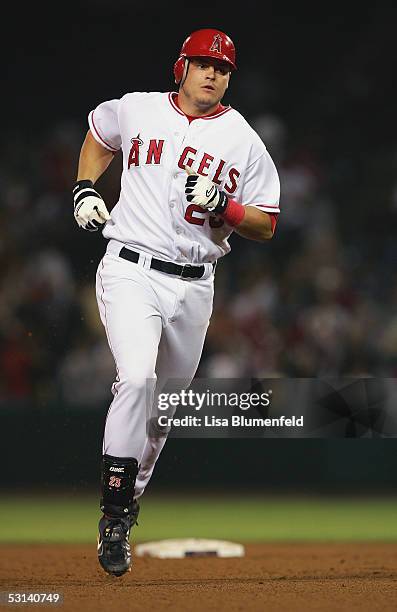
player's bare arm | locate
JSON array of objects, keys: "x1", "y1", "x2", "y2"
[
  {"x1": 233, "y1": 206, "x2": 274, "y2": 241},
  {"x1": 73, "y1": 131, "x2": 113, "y2": 231},
  {"x1": 77, "y1": 130, "x2": 114, "y2": 183}
]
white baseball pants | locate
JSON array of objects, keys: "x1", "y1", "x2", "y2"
[{"x1": 96, "y1": 241, "x2": 214, "y2": 499}]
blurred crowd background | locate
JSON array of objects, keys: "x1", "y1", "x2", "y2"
[{"x1": 1, "y1": 2, "x2": 397, "y2": 408}]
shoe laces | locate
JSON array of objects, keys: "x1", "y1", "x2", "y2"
[{"x1": 103, "y1": 517, "x2": 130, "y2": 542}]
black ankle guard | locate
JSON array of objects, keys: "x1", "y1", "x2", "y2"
[{"x1": 100, "y1": 454, "x2": 139, "y2": 518}]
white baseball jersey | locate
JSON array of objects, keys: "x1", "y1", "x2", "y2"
[{"x1": 88, "y1": 91, "x2": 280, "y2": 264}]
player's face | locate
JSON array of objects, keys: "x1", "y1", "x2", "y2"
[{"x1": 182, "y1": 58, "x2": 231, "y2": 110}]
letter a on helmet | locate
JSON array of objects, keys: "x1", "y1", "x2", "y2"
[{"x1": 209, "y1": 34, "x2": 222, "y2": 54}]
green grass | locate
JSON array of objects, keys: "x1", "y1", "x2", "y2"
[{"x1": 1, "y1": 494, "x2": 397, "y2": 543}]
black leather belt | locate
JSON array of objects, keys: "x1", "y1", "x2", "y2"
[{"x1": 119, "y1": 247, "x2": 207, "y2": 279}]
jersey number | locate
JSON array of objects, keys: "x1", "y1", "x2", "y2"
[{"x1": 184, "y1": 204, "x2": 224, "y2": 228}]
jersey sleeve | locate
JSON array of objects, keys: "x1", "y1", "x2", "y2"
[
  {"x1": 240, "y1": 150, "x2": 280, "y2": 214},
  {"x1": 88, "y1": 99, "x2": 121, "y2": 152}
]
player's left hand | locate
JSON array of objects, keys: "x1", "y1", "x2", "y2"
[{"x1": 184, "y1": 166, "x2": 228, "y2": 214}]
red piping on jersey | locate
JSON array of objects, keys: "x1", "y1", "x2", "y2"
[
  {"x1": 254, "y1": 203, "x2": 280, "y2": 210},
  {"x1": 90, "y1": 110, "x2": 118, "y2": 151},
  {"x1": 173, "y1": 94, "x2": 226, "y2": 121},
  {"x1": 168, "y1": 92, "x2": 232, "y2": 121}
]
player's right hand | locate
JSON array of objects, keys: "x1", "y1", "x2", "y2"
[{"x1": 73, "y1": 180, "x2": 111, "y2": 231}]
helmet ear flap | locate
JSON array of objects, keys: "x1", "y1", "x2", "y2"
[{"x1": 173, "y1": 57, "x2": 185, "y2": 84}]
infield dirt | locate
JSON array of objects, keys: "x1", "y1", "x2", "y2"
[{"x1": 1, "y1": 543, "x2": 397, "y2": 611}]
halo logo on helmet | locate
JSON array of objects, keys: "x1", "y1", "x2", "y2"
[
  {"x1": 173, "y1": 28, "x2": 237, "y2": 85},
  {"x1": 209, "y1": 34, "x2": 222, "y2": 54}
]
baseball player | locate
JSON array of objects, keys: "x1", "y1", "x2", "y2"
[{"x1": 73, "y1": 28, "x2": 280, "y2": 577}]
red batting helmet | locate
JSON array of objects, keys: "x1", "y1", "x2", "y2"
[{"x1": 173, "y1": 28, "x2": 237, "y2": 84}]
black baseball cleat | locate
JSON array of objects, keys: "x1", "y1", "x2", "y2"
[{"x1": 97, "y1": 501, "x2": 140, "y2": 577}]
